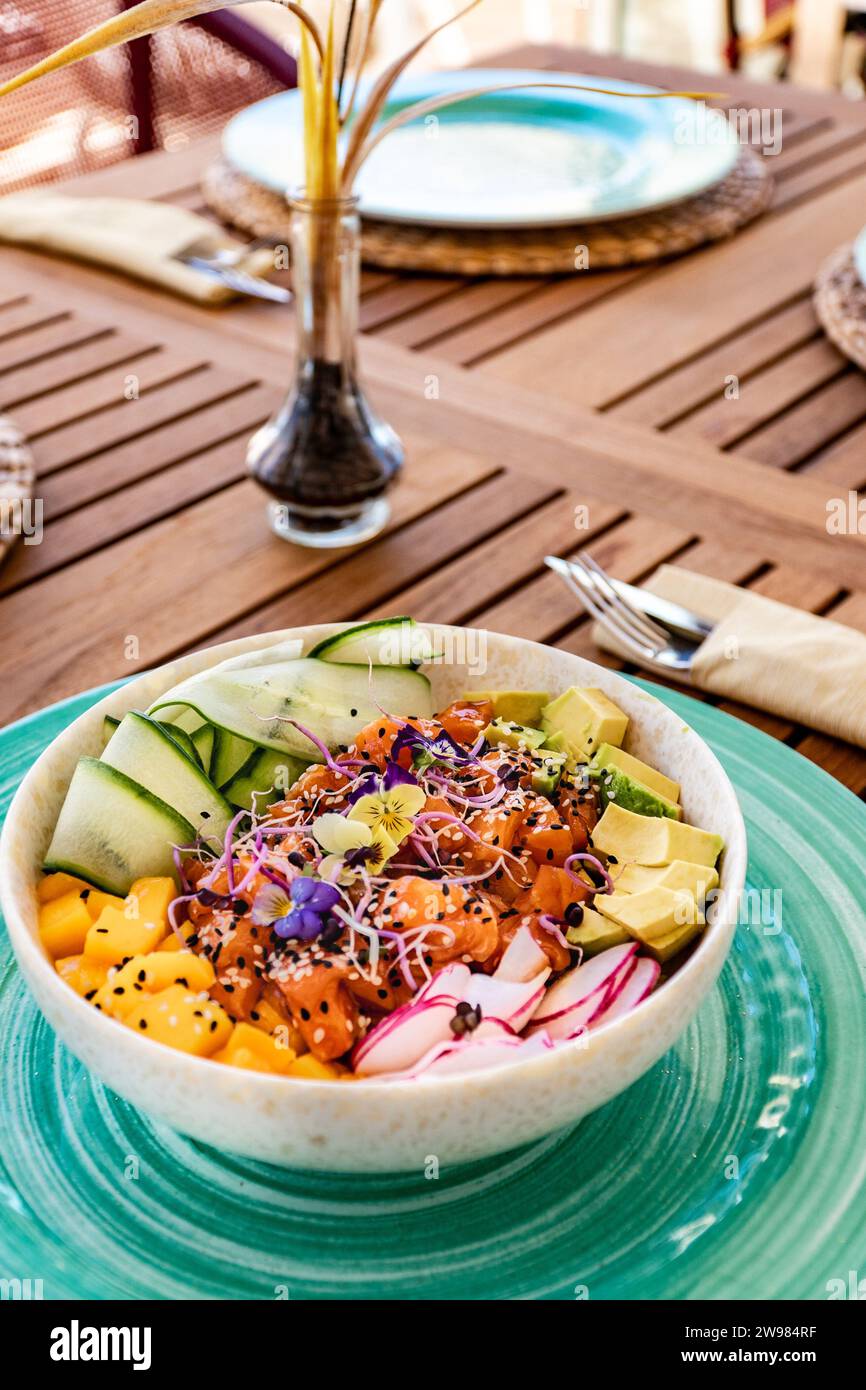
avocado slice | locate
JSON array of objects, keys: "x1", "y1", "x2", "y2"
[
  {"x1": 592, "y1": 802, "x2": 724, "y2": 867},
  {"x1": 530, "y1": 750, "x2": 567, "y2": 797},
  {"x1": 541, "y1": 686, "x2": 629, "y2": 759},
  {"x1": 641, "y1": 919, "x2": 704, "y2": 963},
  {"x1": 612, "y1": 859, "x2": 719, "y2": 898},
  {"x1": 592, "y1": 742, "x2": 680, "y2": 804},
  {"x1": 591, "y1": 763, "x2": 681, "y2": 820},
  {"x1": 596, "y1": 884, "x2": 705, "y2": 942},
  {"x1": 482, "y1": 717, "x2": 547, "y2": 753},
  {"x1": 465, "y1": 690, "x2": 550, "y2": 726},
  {"x1": 566, "y1": 905, "x2": 630, "y2": 956}
]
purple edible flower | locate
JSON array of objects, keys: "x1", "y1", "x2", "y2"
[
  {"x1": 348, "y1": 758, "x2": 417, "y2": 804},
  {"x1": 252, "y1": 877, "x2": 342, "y2": 942},
  {"x1": 390, "y1": 725, "x2": 473, "y2": 770}
]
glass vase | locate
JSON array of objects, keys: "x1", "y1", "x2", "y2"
[{"x1": 246, "y1": 193, "x2": 404, "y2": 548}]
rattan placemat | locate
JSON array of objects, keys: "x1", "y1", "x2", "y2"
[
  {"x1": 202, "y1": 146, "x2": 772, "y2": 276},
  {"x1": 814, "y1": 244, "x2": 866, "y2": 373},
  {"x1": 0, "y1": 413, "x2": 35, "y2": 566}
]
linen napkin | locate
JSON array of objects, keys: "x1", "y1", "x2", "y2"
[
  {"x1": 593, "y1": 564, "x2": 866, "y2": 748},
  {"x1": 0, "y1": 191, "x2": 277, "y2": 304}
]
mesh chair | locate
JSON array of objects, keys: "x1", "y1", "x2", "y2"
[{"x1": 0, "y1": 1, "x2": 297, "y2": 195}]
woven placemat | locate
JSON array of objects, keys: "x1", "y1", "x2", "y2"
[
  {"x1": 814, "y1": 244, "x2": 866, "y2": 373},
  {"x1": 0, "y1": 413, "x2": 36, "y2": 566},
  {"x1": 202, "y1": 146, "x2": 772, "y2": 276}
]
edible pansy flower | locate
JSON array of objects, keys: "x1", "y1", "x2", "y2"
[
  {"x1": 348, "y1": 757, "x2": 418, "y2": 804},
  {"x1": 391, "y1": 724, "x2": 473, "y2": 772},
  {"x1": 312, "y1": 811, "x2": 397, "y2": 880},
  {"x1": 347, "y1": 782, "x2": 426, "y2": 845},
  {"x1": 251, "y1": 877, "x2": 341, "y2": 942}
]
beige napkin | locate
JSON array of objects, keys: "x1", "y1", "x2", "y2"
[
  {"x1": 594, "y1": 564, "x2": 866, "y2": 748},
  {"x1": 0, "y1": 191, "x2": 277, "y2": 304}
]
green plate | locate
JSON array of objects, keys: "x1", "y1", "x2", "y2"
[{"x1": 1, "y1": 681, "x2": 864, "y2": 1300}]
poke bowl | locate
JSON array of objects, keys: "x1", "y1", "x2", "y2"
[{"x1": 0, "y1": 623, "x2": 747, "y2": 1172}]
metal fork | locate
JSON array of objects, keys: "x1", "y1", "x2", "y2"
[
  {"x1": 174, "y1": 235, "x2": 292, "y2": 304},
  {"x1": 544, "y1": 553, "x2": 697, "y2": 678}
]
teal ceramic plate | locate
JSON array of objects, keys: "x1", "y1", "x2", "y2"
[
  {"x1": 222, "y1": 69, "x2": 740, "y2": 228},
  {"x1": 1, "y1": 680, "x2": 863, "y2": 1300}
]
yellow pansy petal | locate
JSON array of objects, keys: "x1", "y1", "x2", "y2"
[
  {"x1": 385, "y1": 785, "x2": 426, "y2": 820},
  {"x1": 346, "y1": 794, "x2": 384, "y2": 830},
  {"x1": 313, "y1": 813, "x2": 372, "y2": 854},
  {"x1": 368, "y1": 828, "x2": 399, "y2": 870}
]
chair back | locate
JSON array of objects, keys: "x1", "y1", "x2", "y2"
[{"x1": 0, "y1": 1, "x2": 295, "y2": 195}]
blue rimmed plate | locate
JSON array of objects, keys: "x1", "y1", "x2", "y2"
[{"x1": 222, "y1": 69, "x2": 740, "y2": 229}]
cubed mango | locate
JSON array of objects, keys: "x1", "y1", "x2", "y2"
[
  {"x1": 39, "y1": 891, "x2": 93, "y2": 959},
  {"x1": 289, "y1": 1054, "x2": 340, "y2": 1081},
  {"x1": 91, "y1": 950, "x2": 215, "y2": 1019},
  {"x1": 55, "y1": 954, "x2": 109, "y2": 999},
  {"x1": 123, "y1": 984, "x2": 232, "y2": 1056},
  {"x1": 84, "y1": 905, "x2": 167, "y2": 966},
  {"x1": 214, "y1": 1022, "x2": 296, "y2": 1075},
  {"x1": 127, "y1": 877, "x2": 175, "y2": 929},
  {"x1": 83, "y1": 889, "x2": 126, "y2": 922},
  {"x1": 38, "y1": 872, "x2": 89, "y2": 904},
  {"x1": 248, "y1": 998, "x2": 305, "y2": 1053}
]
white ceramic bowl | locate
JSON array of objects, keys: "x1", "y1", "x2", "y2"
[{"x1": 0, "y1": 626, "x2": 746, "y2": 1172}]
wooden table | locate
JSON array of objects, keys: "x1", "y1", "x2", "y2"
[{"x1": 2, "y1": 44, "x2": 866, "y2": 794}]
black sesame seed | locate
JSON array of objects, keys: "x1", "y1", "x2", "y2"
[
  {"x1": 300, "y1": 1007, "x2": 311, "y2": 1021},
  {"x1": 319, "y1": 1001, "x2": 329, "y2": 1014},
  {"x1": 139, "y1": 1019, "x2": 147, "y2": 1029}
]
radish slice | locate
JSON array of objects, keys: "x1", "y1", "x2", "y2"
[
  {"x1": 531, "y1": 942, "x2": 637, "y2": 1026},
  {"x1": 373, "y1": 1028, "x2": 557, "y2": 1081},
  {"x1": 420, "y1": 1031, "x2": 556, "y2": 1077},
  {"x1": 589, "y1": 958, "x2": 660, "y2": 1029},
  {"x1": 463, "y1": 969, "x2": 550, "y2": 1035},
  {"x1": 353, "y1": 963, "x2": 470, "y2": 1076},
  {"x1": 416, "y1": 962, "x2": 471, "y2": 1002},
  {"x1": 495, "y1": 924, "x2": 549, "y2": 983}
]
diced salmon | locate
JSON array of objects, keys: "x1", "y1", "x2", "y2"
[
  {"x1": 204, "y1": 915, "x2": 267, "y2": 1022},
  {"x1": 435, "y1": 700, "x2": 493, "y2": 746},
  {"x1": 275, "y1": 962, "x2": 360, "y2": 1061},
  {"x1": 516, "y1": 796, "x2": 574, "y2": 866},
  {"x1": 378, "y1": 876, "x2": 499, "y2": 969}
]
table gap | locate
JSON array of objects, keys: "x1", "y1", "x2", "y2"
[
  {"x1": 31, "y1": 370, "x2": 257, "y2": 473},
  {"x1": 461, "y1": 268, "x2": 656, "y2": 370},
  {"x1": 162, "y1": 467, "x2": 512, "y2": 661},
  {"x1": 4, "y1": 345, "x2": 164, "y2": 413},
  {"x1": 597, "y1": 291, "x2": 815, "y2": 415}
]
